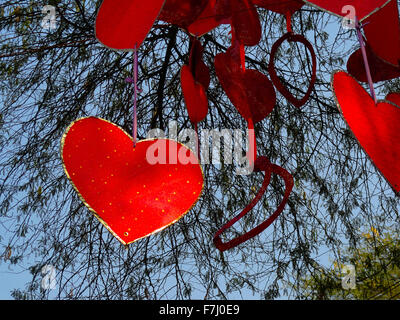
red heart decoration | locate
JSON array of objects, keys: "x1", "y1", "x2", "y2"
[
  {"x1": 181, "y1": 65, "x2": 209, "y2": 125},
  {"x1": 61, "y1": 117, "x2": 204, "y2": 245},
  {"x1": 253, "y1": 0, "x2": 304, "y2": 15},
  {"x1": 95, "y1": 0, "x2": 166, "y2": 50},
  {"x1": 363, "y1": 0, "x2": 400, "y2": 67},
  {"x1": 347, "y1": 42, "x2": 400, "y2": 83},
  {"x1": 303, "y1": 0, "x2": 391, "y2": 21},
  {"x1": 158, "y1": 0, "x2": 209, "y2": 29},
  {"x1": 213, "y1": 156, "x2": 294, "y2": 252},
  {"x1": 386, "y1": 92, "x2": 400, "y2": 106},
  {"x1": 215, "y1": 0, "x2": 262, "y2": 47},
  {"x1": 215, "y1": 43, "x2": 276, "y2": 123},
  {"x1": 268, "y1": 32, "x2": 317, "y2": 108},
  {"x1": 333, "y1": 71, "x2": 400, "y2": 193},
  {"x1": 187, "y1": 0, "x2": 227, "y2": 37}
]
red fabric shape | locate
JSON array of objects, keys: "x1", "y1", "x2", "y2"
[
  {"x1": 181, "y1": 65, "x2": 209, "y2": 125},
  {"x1": 385, "y1": 92, "x2": 400, "y2": 107},
  {"x1": 188, "y1": 39, "x2": 210, "y2": 90},
  {"x1": 333, "y1": 71, "x2": 400, "y2": 193},
  {"x1": 253, "y1": 0, "x2": 304, "y2": 14},
  {"x1": 213, "y1": 156, "x2": 294, "y2": 252},
  {"x1": 268, "y1": 32, "x2": 317, "y2": 108},
  {"x1": 215, "y1": 44, "x2": 276, "y2": 123},
  {"x1": 363, "y1": 0, "x2": 400, "y2": 68},
  {"x1": 181, "y1": 39, "x2": 210, "y2": 125},
  {"x1": 214, "y1": 0, "x2": 233, "y2": 21},
  {"x1": 95, "y1": 0, "x2": 165, "y2": 50},
  {"x1": 61, "y1": 117, "x2": 204, "y2": 245},
  {"x1": 303, "y1": 0, "x2": 391, "y2": 21},
  {"x1": 158, "y1": 0, "x2": 209, "y2": 29},
  {"x1": 188, "y1": 0, "x2": 227, "y2": 37},
  {"x1": 347, "y1": 42, "x2": 400, "y2": 83},
  {"x1": 214, "y1": 0, "x2": 262, "y2": 46}
]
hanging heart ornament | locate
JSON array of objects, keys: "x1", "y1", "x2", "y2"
[
  {"x1": 332, "y1": 71, "x2": 400, "y2": 193},
  {"x1": 95, "y1": 0, "x2": 166, "y2": 50},
  {"x1": 61, "y1": 117, "x2": 204, "y2": 245}
]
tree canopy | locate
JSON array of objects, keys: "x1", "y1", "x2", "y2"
[{"x1": 1, "y1": 0, "x2": 400, "y2": 300}]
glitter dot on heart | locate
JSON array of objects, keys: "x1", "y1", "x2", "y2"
[{"x1": 61, "y1": 117, "x2": 204, "y2": 245}]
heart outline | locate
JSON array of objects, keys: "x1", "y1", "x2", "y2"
[{"x1": 268, "y1": 32, "x2": 317, "y2": 108}]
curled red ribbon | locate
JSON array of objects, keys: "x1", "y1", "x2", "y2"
[{"x1": 213, "y1": 156, "x2": 294, "y2": 252}]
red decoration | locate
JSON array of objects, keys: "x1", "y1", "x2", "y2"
[
  {"x1": 61, "y1": 117, "x2": 204, "y2": 245},
  {"x1": 181, "y1": 39, "x2": 209, "y2": 126},
  {"x1": 158, "y1": 0, "x2": 209, "y2": 29},
  {"x1": 215, "y1": 40, "x2": 276, "y2": 123},
  {"x1": 213, "y1": 156, "x2": 294, "y2": 252},
  {"x1": 347, "y1": 42, "x2": 400, "y2": 83},
  {"x1": 268, "y1": 32, "x2": 317, "y2": 108},
  {"x1": 303, "y1": 0, "x2": 391, "y2": 21},
  {"x1": 181, "y1": 66, "x2": 208, "y2": 125},
  {"x1": 187, "y1": 39, "x2": 210, "y2": 90},
  {"x1": 253, "y1": 0, "x2": 304, "y2": 14},
  {"x1": 363, "y1": 0, "x2": 400, "y2": 68},
  {"x1": 215, "y1": 0, "x2": 262, "y2": 47},
  {"x1": 333, "y1": 71, "x2": 400, "y2": 193},
  {"x1": 385, "y1": 92, "x2": 400, "y2": 107},
  {"x1": 95, "y1": 0, "x2": 165, "y2": 50},
  {"x1": 187, "y1": 0, "x2": 227, "y2": 37}
]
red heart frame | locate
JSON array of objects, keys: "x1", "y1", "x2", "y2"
[
  {"x1": 213, "y1": 156, "x2": 294, "y2": 252},
  {"x1": 268, "y1": 32, "x2": 317, "y2": 108}
]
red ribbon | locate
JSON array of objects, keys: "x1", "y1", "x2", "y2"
[{"x1": 213, "y1": 156, "x2": 294, "y2": 252}]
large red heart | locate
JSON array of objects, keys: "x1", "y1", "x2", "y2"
[
  {"x1": 303, "y1": 0, "x2": 391, "y2": 21},
  {"x1": 61, "y1": 117, "x2": 204, "y2": 245},
  {"x1": 215, "y1": 42, "x2": 276, "y2": 123},
  {"x1": 95, "y1": 0, "x2": 165, "y2": 50},
  {"x1": 332, "y1": 71, "x2": 400, "y2": 193}
]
